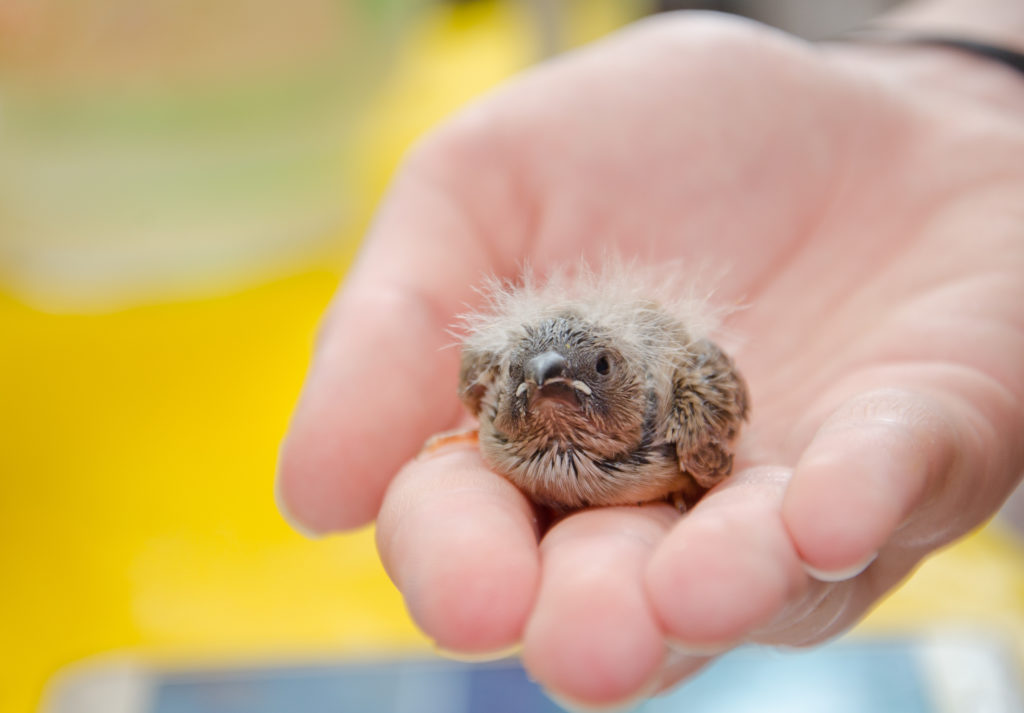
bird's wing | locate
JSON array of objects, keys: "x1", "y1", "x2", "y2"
[
  {"x1": 457, "y1": 346, "x2": 501, "y2": 417},
  {"x1": 663, "y1": 339, "x2": 749, "y2": 489}
]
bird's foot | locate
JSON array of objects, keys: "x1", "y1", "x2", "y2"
[
  {"x1": 419, "y1": 427, "x2": 480, "y2": 458},
  {"x1": 669, "y1": 490, "x2": 690, "y2": 513}
]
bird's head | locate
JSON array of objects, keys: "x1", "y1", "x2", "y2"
[{"x1": 493, "y1": 314, "x2": 649, "y2": 454}]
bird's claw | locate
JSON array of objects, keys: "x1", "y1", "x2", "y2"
[{"x1": 419, "y1": 428, "x2": 480, "y2": 459}]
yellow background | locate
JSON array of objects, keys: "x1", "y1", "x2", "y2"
[{"x1": 2, "y1": 3, "x2": 1022, "y2": 712}]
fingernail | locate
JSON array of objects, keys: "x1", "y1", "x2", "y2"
[
  {"x1": 544, "y1": 667, "x2": 663, "y2": 712},
  {"x1": 434, "y1": 643, "x2": 521, "y2": 663},
  {"x1": 665, "y1": 637, "x2": 730, "y2": 657},
  {"x1": 545, "y1": 690, "x2": 649, "y2": 713},
  {"x1": 802, "y1": 552, "x2": 877, "y2": 582},
  {"x1": 650, "y1": 648, "x2": 710, "y2": 696}
]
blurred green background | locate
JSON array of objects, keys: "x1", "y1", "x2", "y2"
[{"x1": 1, "y1": 1, "x2": 1021, "y2": 712}]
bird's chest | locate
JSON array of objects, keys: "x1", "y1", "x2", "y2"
[{"x1": 478, "y1": 422, "x2": 680, "y2": 508}]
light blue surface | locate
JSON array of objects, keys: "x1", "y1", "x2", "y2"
[
  {"x1": 152, "y1": 639, "x2": 941, "y2": 713},
  {"x1": 640, "y1": 643, "x2": 932, "y2": 713}
]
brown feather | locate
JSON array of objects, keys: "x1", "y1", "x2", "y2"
[{"x1": 456, "y1": 264, "x2": 748, "y2": 510}]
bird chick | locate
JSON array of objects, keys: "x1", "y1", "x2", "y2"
[{"x1": 456, "y1": 266, "x2": 749, "y2": 510}]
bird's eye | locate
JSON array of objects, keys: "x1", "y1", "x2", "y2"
[{"x1": 595, "y1": 355, "x2": 611, "y2": 376}]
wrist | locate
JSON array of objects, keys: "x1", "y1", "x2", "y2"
[
  {"x1": 879, "y1": 0, "x2": 1024, "y2": 53},
  {"x1": 816, "y1": 0, "x2": 1024, "y2": 116},
  {"x1": 820, "y1": 35, "x2": 1024, "y2": 118}
]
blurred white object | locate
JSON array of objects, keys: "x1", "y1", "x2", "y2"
[{"x1": 918, "y1": 631, "x2": 1024, "y2": 713}]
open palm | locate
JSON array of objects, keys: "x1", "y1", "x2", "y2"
[{"x1": 279, "y1": 14, "x2": 1024, "y2": 706}]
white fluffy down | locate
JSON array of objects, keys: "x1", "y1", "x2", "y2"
[{"x1": 456, "y1": 260, "x2": 730, "y2": 382}]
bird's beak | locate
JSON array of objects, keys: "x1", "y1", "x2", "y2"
[
  {"x1": 522, "y1": 351, "x2": 589, "y2": 408},
  {"x1": 527, "y1": 351, "x2": 567, "y2": 386}
]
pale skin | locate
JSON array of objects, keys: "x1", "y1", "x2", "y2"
[{"x1": 278, "y1": 2, "x2": 1024, "y2": 707}]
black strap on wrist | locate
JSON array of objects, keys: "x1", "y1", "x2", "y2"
[{"x1": 841, "y1": 29, "x2": 1024, "y2": 78}]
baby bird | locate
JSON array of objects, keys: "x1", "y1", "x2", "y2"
[{"x1": 456, "y1": 265, "x2": 749, "y2": 510}]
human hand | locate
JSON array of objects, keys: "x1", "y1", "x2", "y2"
[{"x1": 278, "y1": 12, "x2": 1024, "y2": 707}]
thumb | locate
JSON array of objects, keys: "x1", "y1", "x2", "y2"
[
  {"x1": 276, "y1": 148, "x2": 515, "y2": 534},
  {"x1": 783, "y1": 371, "x2": 1022, "y2": 580}
]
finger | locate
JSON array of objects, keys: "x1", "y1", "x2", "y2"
[
  {"x1": 748, "y1": 557, "x2": 907, "y2": 647},
  {"x1": 375, "y1": 445, "x2": 540, "y2": 654},
  {"x1": 645, "y1": 466, "x2": 807, "y2": 651},
  {"x1": 782, "y1": 386, "x2": 962, "y2": 579},
  {"x1": 277, "y1": 140, "x2": 525, "y2": 534},
  {"x1": 522, "y1": 505, "x2": 676, "y2": 708}
]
